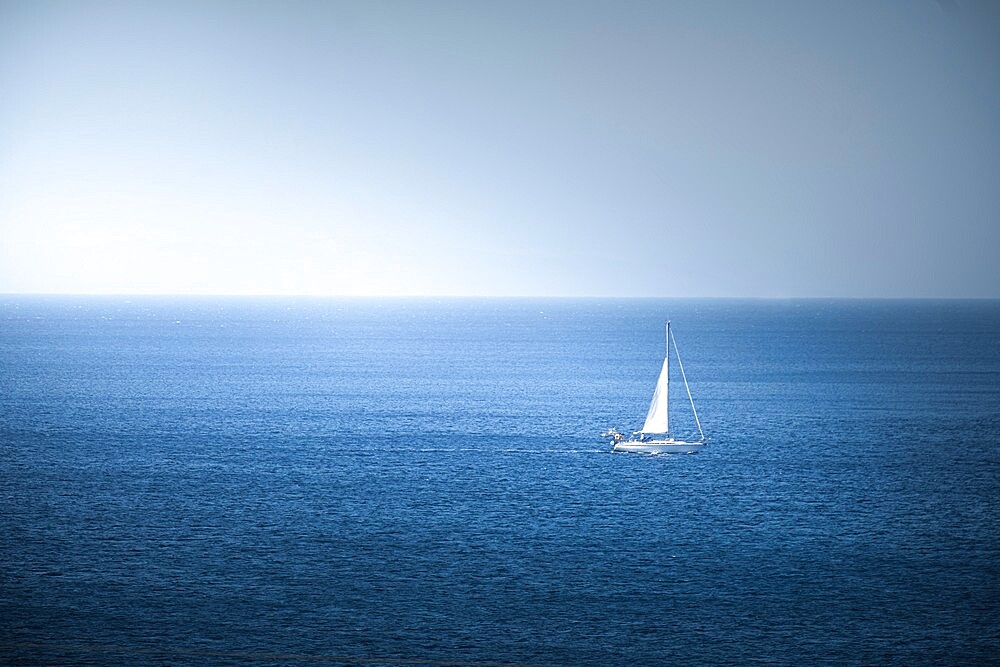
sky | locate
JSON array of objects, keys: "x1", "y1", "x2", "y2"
[{"x1": 1, "y1": 0, "x2": 998, "y2": 297}]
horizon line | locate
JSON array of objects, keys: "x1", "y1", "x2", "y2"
[{"x1": 2, "y1": 292, "x2": 999, "y2": 301}]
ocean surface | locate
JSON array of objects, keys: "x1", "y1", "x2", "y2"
[{"x1": 1, "y1": 297, "x2": 998, "y2": 665}]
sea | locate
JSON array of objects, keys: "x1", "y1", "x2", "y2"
[{"x1": 1, "y1": 297, "x2": 998, "y2": 666}]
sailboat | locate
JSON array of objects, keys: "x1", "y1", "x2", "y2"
[{"x1": 609, "y1": 321, "x2": 706, "y2": 454}]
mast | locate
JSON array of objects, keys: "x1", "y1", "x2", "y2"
[{"x1": 665, "y1": 321, "x2": 670, "y2": 436}]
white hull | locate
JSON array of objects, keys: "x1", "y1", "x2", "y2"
[{"x1": 613, "y1": 440, "x2": 705, "y2": 454}]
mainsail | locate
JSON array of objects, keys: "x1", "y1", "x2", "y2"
[{"x1": 640, "y1": 356, "x2": 669, "y2": 433}]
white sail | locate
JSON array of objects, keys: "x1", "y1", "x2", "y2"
[{"x1": 640, "y1": 356, "x2": 669, "y2": 433}]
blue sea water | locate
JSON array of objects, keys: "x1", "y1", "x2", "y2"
[{"x1": 1, "y1": 297, "x2": 998, "y2": 665}]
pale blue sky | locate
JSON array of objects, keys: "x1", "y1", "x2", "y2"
[{"x1": 1, "y1": 1, "x2": 997, "y2": 296}]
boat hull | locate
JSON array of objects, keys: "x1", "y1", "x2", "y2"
[{"x1": 613, "y1": 440, "x2": 705, "y2": 454}]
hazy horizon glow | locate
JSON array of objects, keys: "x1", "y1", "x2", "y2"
[{"x1": 2, "y1": 1, "x2": 998, "y2": 297}]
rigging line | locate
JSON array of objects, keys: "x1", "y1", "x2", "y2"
[{"x1": 670, "y1": 327, "x2": 705, "y2": 441}]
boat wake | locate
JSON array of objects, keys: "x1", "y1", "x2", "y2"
[{"x1": 413, "y1": 447, "x2": 608, "y2": 455}]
